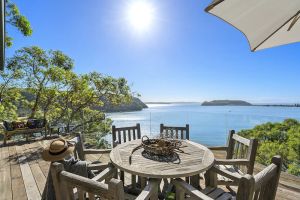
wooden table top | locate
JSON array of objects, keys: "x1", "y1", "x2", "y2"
[{"x1": 110, "y1": 139, "x2": 215, "y2": 179}]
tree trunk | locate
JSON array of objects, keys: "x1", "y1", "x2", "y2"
[{"x1": 30, "y1": 88, "x2": 42, "y2": 118}]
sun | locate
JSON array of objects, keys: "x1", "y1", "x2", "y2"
[{"x1": 126, "y1": 1, "x2": 155, "y2": 33}]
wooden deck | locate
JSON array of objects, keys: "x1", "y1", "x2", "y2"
[{"x1": 0, "y1": 138, "x2": 299, "y2": 200}]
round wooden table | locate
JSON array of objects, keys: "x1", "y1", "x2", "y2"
[{"x1": 110, "y1": 139, "x2": 215, "y2": 179}]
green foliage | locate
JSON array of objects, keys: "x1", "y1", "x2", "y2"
[
  {"x1": 238, "y1": 119, "x2": 300, "y2": 176},
  {"x1": 0, "y1": 65, "x2": 23, "y2": 121},
  {"x1": 5, "y1": 0, "x2": 32, "y2": 47},
  {"x1": 6, "y1": 46, "x2": 74, "y2": 118},
  {"x1": 84, "y1": 118, "x2": 113, "y2": 149},
  {"x1": 2, "y1": 46, "x2": 133, "y2": 147}
]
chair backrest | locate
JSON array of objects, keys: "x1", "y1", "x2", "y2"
[
  {"x1": 69, "y1": 132, "x2": 86, "y2": 161},
  {"x1": 160, "y1": 124, "x2": 189, "y2": 140},
  {"x1": 226, "y1": 130, "x2": 258, "y2": 174},
  {"x1": 50, "y1": 162, "x2": 125, "y2": 200},
  {"x1": 112, "y1": 123, "x2": 141, "y2": 147},
  {"x1": 236, "y1": 156, "x2": 282, "y2": 200}
]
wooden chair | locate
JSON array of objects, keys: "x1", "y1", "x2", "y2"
[
  {"x1": 70, "y1": 132, "x2": 112, "y2": 171},
  {"x1": 207, "y1": 130, "x2": 258, "y2": 187},
  {"x1": 172, "y1": 156, "x2": 282, "y2": 200},
  {"x1": 160, "y1": 124, "x2": 189, "y2": 140},
  {"x1": 112, "y1": 123, "x2": 141, "y2": 147},
  {"x1": 112, "y1": 124, "x2": 144, "y2": 192},
  {"x1": 72, "y1": 132, "x2": 112, "y2": 160},
  {"x1": 160, "y1": 124, "x2": 192, "y2": 188},
  {"x1": 50, "y1": 162, "x2": 160, "y2": 200}
]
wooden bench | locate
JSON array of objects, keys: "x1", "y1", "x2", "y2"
[{"x1": 3, "y1": 127, "x2": 46, "y2": 145}]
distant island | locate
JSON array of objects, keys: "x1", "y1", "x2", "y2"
[{"x1": 202, "y1": 100, "x2": 252, "y2": 106}]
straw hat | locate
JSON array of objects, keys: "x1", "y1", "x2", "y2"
[{"x1": 42, "y1": 138, "x2": 75, "y2": 161}]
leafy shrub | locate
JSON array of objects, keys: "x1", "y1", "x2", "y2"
[{"x1": 238, "y1": 119, "x2": 300, "y2": 176}]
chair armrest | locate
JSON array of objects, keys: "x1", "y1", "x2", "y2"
[
  {"x1": 92, "y1": 166, "x2": 116, "y2": 182},
  {"x1": 87, "y1": 163, "x2": 109, "y2": 171},
  {"x1": 211, "y1": 165, "x2": 242, "y2": 182},
  {"x1": 208, "y1": 146, "x2": 227, "y2": 151},
  {"x1": 171, "y1": 178, "x2": 214, "y2": 200},
  {"x1": 136, "y1": 179, "x2": 160, "y2": 200},
  {"x1": 215, "y1": 159, "x2": 249, "y2": 166},
  {"x1": 83, "y1": 149, "x2": 112, "y2": 154}
]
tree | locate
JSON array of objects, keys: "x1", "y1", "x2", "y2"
[
  {"x1": 5, "y1": 0, "x2": 32, "y2": 47},
  {"x1": 51, "y1": 71, "x2": 132, "y2": 132},
  {"x1": 4, "y1": 46, "x2": 134, "y2": 148},
  {"x1": 6, "y1": 46, "x2": 74, "y2": 118}
]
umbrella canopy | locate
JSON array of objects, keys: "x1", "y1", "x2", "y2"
[{"x1": 205, "y1": 0, "x2": 300, "y2": 51}]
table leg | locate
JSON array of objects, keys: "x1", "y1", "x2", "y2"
[
  {"x1": 120, "y1": 170, "x2": 125, "y2": 185},
  {"x1": 190, "y1": 174, "x2": 200, "y2": 189},
  {"x1": 131, "y1": 175, "x2": 137, "y2": 190},
  {"x1": 3, "y1": 132, "x2": 7, "y2": 145},
  {"x1": 149, "y1": 178, "x2": 160, "y2": 200},
  {"x1": 141, "y1": 177, "x2": 147, "y2": 189}
]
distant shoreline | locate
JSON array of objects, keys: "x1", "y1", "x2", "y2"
[
  {"x1": 145, "y1": 102, "x2": 300, "y2": 108},
  {"x1": 145, "y1": 102, "x2": 200, "y2": 104},
  {"x1": 254, "y1": 104, "x2": 300, "y2": 108}
]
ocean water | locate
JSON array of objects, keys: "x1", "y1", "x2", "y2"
[{"x1": 106, "y1": 103, "x2": 300, "y2": 146}]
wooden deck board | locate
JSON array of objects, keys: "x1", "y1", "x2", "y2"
[
  {"x1": 0, "y1": 139, "x2": 299, "y2": 200},
  {"x1": 8, "y1": 145, "x2": 27, "y2": 200},
  {"x1": 0, "y1": 146, "x2": 13, "y2": 200},
  {"x1": 23, "y1": 142, "x2": 47, "y2": 195},
  {"x1": 16, "y1": 145, "x2": 41, "y2": 200}
]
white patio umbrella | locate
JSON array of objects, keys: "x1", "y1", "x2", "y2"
[{"x1": 205, "y1": 0, "x2": 300, "y2": 51}]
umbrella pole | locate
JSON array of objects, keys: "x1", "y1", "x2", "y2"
[{"x1": 0, "y1": 0, "x2": 5, "y2": 71}]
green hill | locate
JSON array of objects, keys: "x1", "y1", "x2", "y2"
[{"x1": 18, "y1": 91, "x2": 147, "y2": 115}]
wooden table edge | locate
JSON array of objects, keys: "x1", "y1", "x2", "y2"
[{"x1": 110, "y1": 139, "x2": 215, "y2": 179}]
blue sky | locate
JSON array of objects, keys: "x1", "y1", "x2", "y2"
[{"x1": 6, "y1": 0, "x2": 300, "y2": 103}]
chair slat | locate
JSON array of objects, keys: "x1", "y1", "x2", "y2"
[
  {"x1": 137, "y1": 124, "x2": 141, "y2": 139},
  {"x1": 234, "y1": 142, "x2": 239, "y2": 159},
  {"x1": 118, "y1": 130, "x2": 121, "y2": 144},
  {"x1": 133, "y1": 129, "x2": 136, "y2": 140},
  {"x1": 232, "y1": 134, "x2": 250, "y2": 146},
  {"x1": 88, "y1": 193, "x2": 95, "y2": 200},
  {"x1": 123, "y1": 130, "x2": 126, "y2": 143},
  {"x1": 66, "y1": 185, "x2": 74, "y2": 200},
  {"x1": 78, "y1": 189, "x2": 85, "y2": 200},
  {"x1": 128, "y1": 129, "x2": 131, "y2": 141},
  {"x1": 253, "y1": 188, "x2": 260, "y2": 200}
]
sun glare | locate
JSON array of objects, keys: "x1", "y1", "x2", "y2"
[{"x1": 126, "y1": 1, "x2": 155, "y2": 33}]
